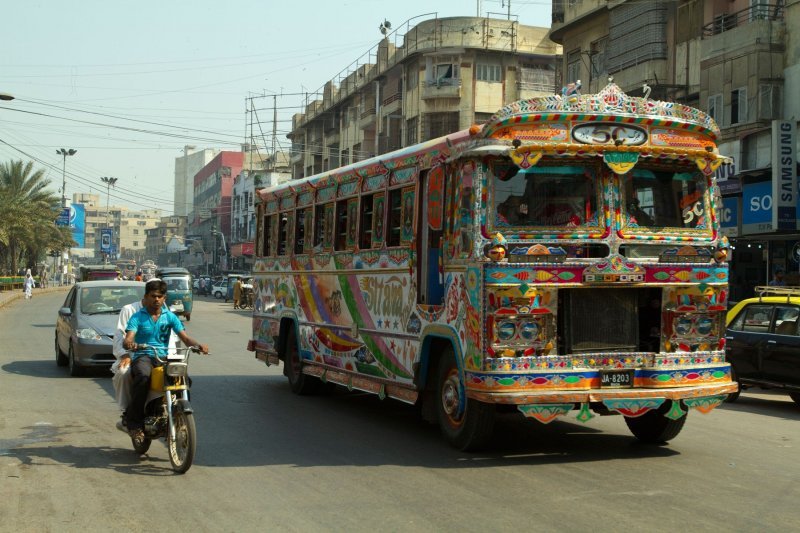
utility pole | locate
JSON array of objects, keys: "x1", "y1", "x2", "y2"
[
  {"x1": 56, "y1": 148, "x2": 77, "y2": 208},
  {"x1": 101, "y1": 176, "x2": 118, "y2": 262}
]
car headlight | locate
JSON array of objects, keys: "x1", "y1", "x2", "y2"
[
  {"x1": 76, "y1": 328, "x2": 102, "y2": 340},
  {"x1": 519, "y1": 321, "x2": 539, "y2": 340},
  {"x1": 496, "y1": 321, "x2": 516, "y2": 341}
]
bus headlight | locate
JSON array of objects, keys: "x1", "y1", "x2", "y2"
[
  {"x1": 519, "y1": 321, "x2": 539, "y2": 340},
  {"x1": 496, "y1": 321, "x2": 516, "y2": 341}
]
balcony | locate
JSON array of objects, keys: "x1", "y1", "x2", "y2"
[
  {"x1": 702, "y1": 4, "x2": 784, "y2": 37},
  {"x1": 421, "y1": 78, "x2": 462, "y2": 100}
]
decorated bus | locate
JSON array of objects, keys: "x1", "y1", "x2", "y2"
[{"x1": 247, "y1": 82, "x2": 736, "y2": 450}]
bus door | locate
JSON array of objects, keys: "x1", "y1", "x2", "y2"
[{"x1": 418, "y1": 167, "x2": 445, "y2": 305}]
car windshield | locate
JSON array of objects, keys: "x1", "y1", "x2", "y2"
[
  {"x1": 165, "y1": 278, "x2": 190, "y2": 291},
  {"x1": 80, "y1": 286, "x2": 145, "y2": 314}
]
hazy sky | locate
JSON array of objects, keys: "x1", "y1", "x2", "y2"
[{"x1": 1, "y1": 0, "x2": 552, "y2": 213}]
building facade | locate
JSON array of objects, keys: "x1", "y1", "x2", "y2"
[
  {"x1": 191, "y1": 151, "x2": 244, "y2": 275},
  {"x1": 287, "y1": 15, "x2": 561, "y2": 180},
  {"x1": 144, "y1": 215, "x2": 188, "y2": 267},
  {"x1": 549, "y1": 0, "x2": 798, "y2": 301},
  {"x1": 174, "y1": 146, "x2": 220, "y2": 217}
]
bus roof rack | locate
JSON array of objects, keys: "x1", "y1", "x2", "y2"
[{"x1": 754, "y1": 285, "x2": 800, "y2": 302}]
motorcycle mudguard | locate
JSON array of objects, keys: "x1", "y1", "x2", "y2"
[{"x1": 175, "y1": 398, "x2": 193, "y2": 414}]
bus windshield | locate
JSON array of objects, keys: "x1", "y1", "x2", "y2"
[
  {"x1": 621, "y1": 166, "x2": 709, "y2": 230},
  {"x1": 492, "y1": 164, "x2": 599, "y2": 229}
]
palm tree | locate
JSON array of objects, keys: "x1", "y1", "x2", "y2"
[{"x1": 0, "y1": 160, "x2": 73, "y2": 274}]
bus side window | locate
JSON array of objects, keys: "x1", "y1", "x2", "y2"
[
  {"x1": 295, "y1": 208, "x2": 307, "y2": 254},
  {"x1": 359, "y1": 193, "x2": 374, "y2": 249},
  {"x1": 372, "y1": 192, "x2": 386, "y2": 248},
  {"x1": 278, "y1": 211, "x2": 291, "y2": 256},
  {"x1": 313, "y1": 204, "x2": 325, "y2": 250},
  {"x1": 335, "y1": 200, "x2": 348, "y2": 250},
  {"x1": 387, "y1": 188, "x2": 402, "y2": 246},
  {"x1": 262, "y1": 213, "x2": 272, "y2": 257}
]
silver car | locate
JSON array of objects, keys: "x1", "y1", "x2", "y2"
[{"x1": 55, "y1": 280, "x2": 145, "y2": 376}]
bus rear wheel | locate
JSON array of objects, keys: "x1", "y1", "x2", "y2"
[
  {"x1": 624, "y1": 402, "x2": 686, "y2": 444},
  {"x1": 283, "y1": 329, "x2": 320, "y2": 395},
  {"x1": 436, "y1": 348, "x2": 494, "y2": 451}
]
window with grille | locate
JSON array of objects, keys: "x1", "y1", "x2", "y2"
[
  {"x1": 566, "y1": 49, "x2": 581, "y2": 84},
  {"x1": 476, "y1": 64, "x2": 502, "y2": 82},
  {"x1": 423, "y1": 112, "x2": 459, "y2": 141},
  {"x1": 731, "y1": 87, "x2": 747, "y2": 125},
  {"x1": 708, "y1": 94, "x2": 723, "y2": 125},
  {"x1": 519, "y1": 64, "x2": 555, "y2": 92},
  {"x1": 406, "y1": 116, "x2": 418, "y2": 146}
]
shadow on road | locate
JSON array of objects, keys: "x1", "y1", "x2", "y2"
[{"x1": 3, "y1": 360, "x2": 111, "y2": 379}]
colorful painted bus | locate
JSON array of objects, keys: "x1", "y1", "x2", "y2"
[
  {"x1": 247, "y1": 83, "x2": 737, "y2": 450},
  {"x1": 115, "y1": 259, "x2": 136, "y2": 280}
]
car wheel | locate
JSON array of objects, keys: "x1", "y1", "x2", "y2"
[
  {"x1": 55, "y1": 333, "x2": 68, "y2": 367},
  {"x1": 725, "y1": 365, "x2": 741, "y2": 403},
  {"x1": 68, "y1": 343, "x2": 83, "y2": 377},
  {"x1": 214, "y1": 291, "x2": 222, "y2": 299},
  {"x1": 789, "y1": 393, "x2": 800, "y2": 407}
]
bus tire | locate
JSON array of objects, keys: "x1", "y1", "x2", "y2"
[
  {"x1": 624, "y1": 403, "x2": 686, "y2": 444},
  {"x1": 282, "y1": 328, "x2": 320, "y2": 395},
  {"x1": 436, "y1": 348, "x2": 494, "y2": 451}
]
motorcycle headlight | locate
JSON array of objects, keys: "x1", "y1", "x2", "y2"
[
  {"x1": 76, "y1": 328, "x2": 101, "y2": 340},
  {"x1": 496, "y1": 321, "x2": 516, "y2": 341},
  {"x1": 166, "y1": 362, "x2": 188, "y2": 377},
  {"x1": 519, "y1": 321, "x2": 539, "y2": 340}
]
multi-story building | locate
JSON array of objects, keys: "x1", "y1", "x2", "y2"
[
  {"x1": 174, "y1": 146, "x2": 220, "y2": 217},
  {"x1": 549, "y1": 0, "x2": 797, "y2": 301},
  {"x1": 192, "y1": 151, "x2": 244, "y2": 274},
  {"x1": 144, "y1": 215, "x2": 188, "y2": 267},
  {"x1": 287, "y1": 15, "x2": 561, "y2": 180},
  {"x1": 71, "y1": 193, "x2": 162, "y2": 262}
]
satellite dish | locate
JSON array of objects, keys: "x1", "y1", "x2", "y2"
[{"x1": 379, "y1": 19, "x2": 391, "y2": 35}]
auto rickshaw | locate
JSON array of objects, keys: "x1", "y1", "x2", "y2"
[{"x1": 155, "y1": 267, "x2": 193, "y2": 321}]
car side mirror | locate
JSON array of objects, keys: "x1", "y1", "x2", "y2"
[{"x1": 59, "y1": 307, "x2": 72, "y2": 317}]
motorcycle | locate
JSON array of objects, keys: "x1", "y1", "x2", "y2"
[{"x1": 116, "y1": 344, "x2": 206, "y2": 473}]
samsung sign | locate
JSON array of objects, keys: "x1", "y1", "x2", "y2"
[
  {"x1": 772, "y1": 121, "x2": 796, "y2": 230},
  {"x1": 742, "y1": 181, "x2": 773, "y2": 234}
]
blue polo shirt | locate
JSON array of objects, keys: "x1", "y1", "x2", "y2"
[{"x1": 126, "y1": 306, "x2": 185, "y2": 360}]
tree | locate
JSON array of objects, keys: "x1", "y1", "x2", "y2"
[{"x1": 0, "y1": 160, "x2": 74, "y2": 274}]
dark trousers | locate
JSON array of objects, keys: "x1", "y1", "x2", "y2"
[{"x1": 128, "y1": 357, "x2": 159, "y2": 430}]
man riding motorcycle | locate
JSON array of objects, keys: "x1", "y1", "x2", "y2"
[{"x1": 121, "y1": 279, "x2": 208, "y2": 445}]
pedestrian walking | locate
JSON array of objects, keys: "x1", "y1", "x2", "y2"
[
  {"x1": 233, "y1": 277, "x2": 243, "y2": 309},
  {"x1": 23, "y1": 270, "x2": 35, "y2": 299}
]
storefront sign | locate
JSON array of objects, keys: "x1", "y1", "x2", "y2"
[
  {"x1": 772, "y1": 120, "x2": 796, "y2": 230},
  {"x1": 719, "y1": 196, "x2": 739, "y2": 237},
  {"x1": 742, "y1": 181, "x2": 773, "y2": 235}
]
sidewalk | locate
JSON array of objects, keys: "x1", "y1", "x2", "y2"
[{"x1": 0, "y1": 285, "x2": 70, "y2": 310}]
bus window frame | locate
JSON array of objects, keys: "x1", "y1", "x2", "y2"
[
  {"x1": 359, "y1": 193, "x2": 375, "y2": 250},
  {"x1": 372, "y1": 192, "x2": 386, "y2": 248}
]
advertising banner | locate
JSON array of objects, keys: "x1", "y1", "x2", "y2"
[
  {"x1": 100, "y1": 228, "x2": 113, "y2": 253},
  {"x1": 70, "y1": 204, "x2": 86, "y2": 248}
]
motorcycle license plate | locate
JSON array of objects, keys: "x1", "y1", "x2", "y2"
[{"x1": 600, "y1": 369, "x2": 634, "y2": 388}]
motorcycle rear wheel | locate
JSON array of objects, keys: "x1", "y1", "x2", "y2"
[{"x1": 168, "y1": 409, "x2": 196, "y2": 474}]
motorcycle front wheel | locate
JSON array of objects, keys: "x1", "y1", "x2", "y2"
[{"x1": 168, "y1": 409, "x2": 196, "y2": 474}]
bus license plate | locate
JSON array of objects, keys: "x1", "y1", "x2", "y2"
[{"x1": 600, "y1": 370, "x2": 634, "y2": 388}]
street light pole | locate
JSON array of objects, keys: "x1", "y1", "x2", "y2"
[
  {"x1": 56, "y1": 148, "x2": 77, "y2": 208},
  {"x1": 101, "y1": 176, "x2": 118, "y2": 262}
]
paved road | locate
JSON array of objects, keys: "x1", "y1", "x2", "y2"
[{"x1": 1, "y1": 291, "x2": 799, "y2": 532}]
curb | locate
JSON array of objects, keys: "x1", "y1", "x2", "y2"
[{"x1": 0, "y1": 286, "x2": 70, "y2": 310}]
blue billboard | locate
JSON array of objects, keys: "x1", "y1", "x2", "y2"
[
  {"x1": 719, "y1": 196, "x2": 739, "y2": 237},
  {"x1": 100, "y1": 228, "x2": 113, "y2": 254},
  {"x1": 70, "y1": 204, "x2": 86, "y2": 248}
]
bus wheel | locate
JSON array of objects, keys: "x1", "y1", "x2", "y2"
[
  {"x1": 436, "y1": 348, "x2": 494, "y2": 451},
  {"x1": 624, "y1": 403, "x2": 686, "y2": 444},
  {"x1": 283, "y1": 329, "x2": 319, "y2": 395}
]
